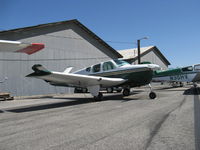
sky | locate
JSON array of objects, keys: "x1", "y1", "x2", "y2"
[{"x1": 1, "y1": 0, "x2": 200, "y2": 67}]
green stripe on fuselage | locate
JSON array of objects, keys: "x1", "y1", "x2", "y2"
[
  {"x1": 153, "y1": 68, "x2": 182, "y2": 77},
  {"x1": 91, "y1": 68, "x2": 153, "y2": 87}
]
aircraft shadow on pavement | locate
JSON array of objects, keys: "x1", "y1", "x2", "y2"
[
  {"x1": 183, "y1": 87, "x2": 200, "y2": 95},
  {"x1": 6, "y1": 93, "x2": 141, "y2": 113},
  {"x1": 156, "y1": 86, "x2": 186, "y2": 91},
  {"x1": 6, "y1": 98, "x2": 93, "y2": 113}
]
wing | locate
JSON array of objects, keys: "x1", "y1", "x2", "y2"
[
  {"x1": 0, "y1": 40, "x2": 44, "y2": 55},
  {"x1": 26, "y1": 64, "x2": 126, "y2": 88}
]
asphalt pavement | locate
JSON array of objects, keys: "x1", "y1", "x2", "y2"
[{"x1": 0, "y1": 85, "x2": 200, "y2": 150}]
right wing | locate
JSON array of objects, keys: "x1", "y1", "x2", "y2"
[{"x1": 0, "y1": 40, "x2": 44, "y2": 55}]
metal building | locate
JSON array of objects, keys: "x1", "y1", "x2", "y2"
[
  {"x1": 118, "y1": 46, "x2": 170, "y2": 70},
  {"x1": 0, "y1": 19, "x2": 122, "y2": 96}
]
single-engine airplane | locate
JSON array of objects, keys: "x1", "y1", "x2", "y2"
[
  {"x1": 26, "y1": 59, "x2": 160, "y2": 100},
  {"x1": 153, "y1": 64, "x2": 200, "y2": 87},
  {"x1": 0, "y1": 40, "x2": 44, "y2": 55}
]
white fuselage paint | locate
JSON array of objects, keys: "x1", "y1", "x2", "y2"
[{"x1": 153, "y1": 73, "x2": 197, "y2": 82}]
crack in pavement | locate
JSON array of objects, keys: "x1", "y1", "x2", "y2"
[{"x1": 145, "y1": 95, "x2": 188, "y2": 150}]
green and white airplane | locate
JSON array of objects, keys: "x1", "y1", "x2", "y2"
[
  {"x1": 26, "y1": 59, "x2": 160, "y2": 100},
  {"x1": 153, "y1": 64, "x2": 200, "y2": 87}
]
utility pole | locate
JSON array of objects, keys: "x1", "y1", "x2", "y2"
[
  {"x1": 137, "y1": 37, "x2": 148, "y2": 64},
  {"x1": 137, "y1": 39, "x2": 141, "y2": 64}
]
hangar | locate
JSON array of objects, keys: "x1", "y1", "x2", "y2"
[
  {"x1": 0, "y1": 19, "x2": 122, "y2": 96},
  {"x1": 0, "y1": 19, "x2": 170, "y2": 96},
  {"x1": 118, "y1": 46, "x2": 170, "y2": 70}
]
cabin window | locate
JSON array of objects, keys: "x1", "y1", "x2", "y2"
[
  {"x1": 182, "y1": 66, "x2": 193, "y2": 72},
  {"x1": 114, "y1": 59, "x2": 130, "y2": 67},
  {"x1": 86, "y1": 67, "x2": 91, "y2": 72},
  {"x1": 92, "y1": 64, "x2": 101, "y2": 73},
  {"x1": 194, "y1": 65, "x2": 200, "y2": 70},
  {"x1": 103, "y1": 61, "x2": 116, "y2": 71}
]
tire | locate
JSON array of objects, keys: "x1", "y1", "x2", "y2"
[
  {"x1": 107, "y1": 88, "x2": 113, "y2": 93},
  {"x1": 149, "y1": 92, "x2": 156, "y2": 99},
  {"x1": 123, "y1": 89, "x2": 130, "y2": 96},
  {"x1": 94, "y1": 92, "x2": 103, "y2": 101}
]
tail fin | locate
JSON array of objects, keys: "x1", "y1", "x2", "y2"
[
  {"x1": 63, "y1": 67, "x2": 73, "y2": 73},
  {"x1": 26, "y1": 64, "x2": 51, "y2": 77}
]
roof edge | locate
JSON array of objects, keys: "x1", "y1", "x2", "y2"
[{"x1": 0, "y1": 19, "x2": 123, "y2": 58}]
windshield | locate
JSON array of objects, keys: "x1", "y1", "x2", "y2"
[
  {"x1": 194, "y1": 64, "x2": 200, "y2": 71},
  {"x1": 114, "y1": 59, "x2": 130, "y2": 67},
  {"x1": 182, "y1": 66, "x2": 193, "y2": 72}
]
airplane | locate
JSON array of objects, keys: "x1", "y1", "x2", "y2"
[
  {"x1": 0, "y1": 40, "x2": 44, "y2": 54},
  {"x1": 26, "y1": 59, "x2": 160, "y2": 100},
  {"x1": 153, "y1": 64, "x2": 200, "y2": 87}
]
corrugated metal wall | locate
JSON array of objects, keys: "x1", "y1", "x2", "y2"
[
  {"x1": 131, "y1": 50, "x2": 168, "y2": 70},
  {"x1": 141, "y1": 51, "x2": 168, "y2": 70},
  {"x1": 0, "y1": 23, "x2": 116, "y2": 96}
]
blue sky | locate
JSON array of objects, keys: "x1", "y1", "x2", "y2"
[{"x1": 1, "y1": 0, "x2": 200, "y2": 67}]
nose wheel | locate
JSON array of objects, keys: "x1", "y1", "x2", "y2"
[
  {"x1": 148, "y1": 84, "x2": 157, "y2": 99},
  {"x1": 149, "y1": 91, "x2": 156, "y2": 99}
]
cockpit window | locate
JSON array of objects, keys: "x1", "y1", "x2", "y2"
[
  {"x1": 194, "y1": 64, "x2": 200, "y2": 70},
  {"x1": 114, "y1": 59, "x2": 130, "y2": 67},
  {"x1": 92, "y1": 64, "x2": 101, "y2": 73},
  {"x1": 182, "y1": 66, "x2": 193, "y2": 72},
  {"x1": 86, "y1": 67, "x2": 91, "y2": 72},
  {"x1": 103, "y1": 61, "x2": 116, "y2": 71}
]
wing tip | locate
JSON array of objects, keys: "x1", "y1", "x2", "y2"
[{"x1": 16, "y1": 43, "x2": 45, "y2": 55}]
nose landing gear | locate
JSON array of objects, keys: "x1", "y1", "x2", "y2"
[
  {"x1": 123, "y1": 88, "x2": 130, "y2": 96},
  {"x1": 148, "y1": 84, "x2": 157, "y2": 99}
]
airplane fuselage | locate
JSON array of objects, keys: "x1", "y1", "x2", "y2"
[
  {"x1": 153, "y1": 64, "x2": 200, "y2": 83},
  {"x1": 75, "y1": 60, "x2": 159, "y2": 88}
]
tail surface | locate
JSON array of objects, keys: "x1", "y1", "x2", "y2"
[{"x1": 26, "y1": 64, "x2": 51, "y2": 77}]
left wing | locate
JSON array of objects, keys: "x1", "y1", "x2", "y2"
[
  {"x1": 26, "y1": 64, "x2": 126, "y2": 87},
  {"x1": 0, "y1": 40, "x2": 44, "y2": 55},
  {"x1": 26, "y1": 64, "x2": 126, "y2": 96}
]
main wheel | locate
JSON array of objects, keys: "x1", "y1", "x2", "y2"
[
  {"x1": 149, "y1": 92, "x2": 156, "y2": 99},
  {"x1": 107, "y1": 87, "x2": 113, "y2": 93},
  {"x1": 94, "y1": 92, "x2": 103, "y2": 101},
  {"x1": 123, "y1": 88, "x2": 130, "y2": 96}
]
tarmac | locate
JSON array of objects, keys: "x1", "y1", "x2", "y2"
[{"x1": 0, "y1": 84, "x2": 200, "y2": 150}]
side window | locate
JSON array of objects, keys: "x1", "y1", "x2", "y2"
[
  {"x1": 86, "y1": 67, "x2": 91, "y2": 72},
  {"x1": 92, "y1": 64, "x2": 101, "y2": 73},
  {"x1": 182, "y1": 66, "x2": 193, "y2": 72},
  {"x1": 103, "y1": 61, "x2": 115, "y2": 71},
  {"x1": 194, "y1": 65, "x2": 200, "y2": 70}
]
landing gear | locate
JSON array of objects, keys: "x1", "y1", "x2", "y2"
[
  {"x1": 149, "y1": 92, "x2": 156, "y2": 99},
  {"x1": 106, "y1": 87, "x2": 113, "y2": 93},
  {"x1": 94, "y1": 92, "x2": 103, "y2": 101},
  {"x1": 148, "y1": 84, "x2": 157, "y2": 99},
  {"x1": 123, "y1": 88, "x2": 130, "y2": 96},
  {"x1": 193, "y1": 83, "x2": 198, "y2": 88}
]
